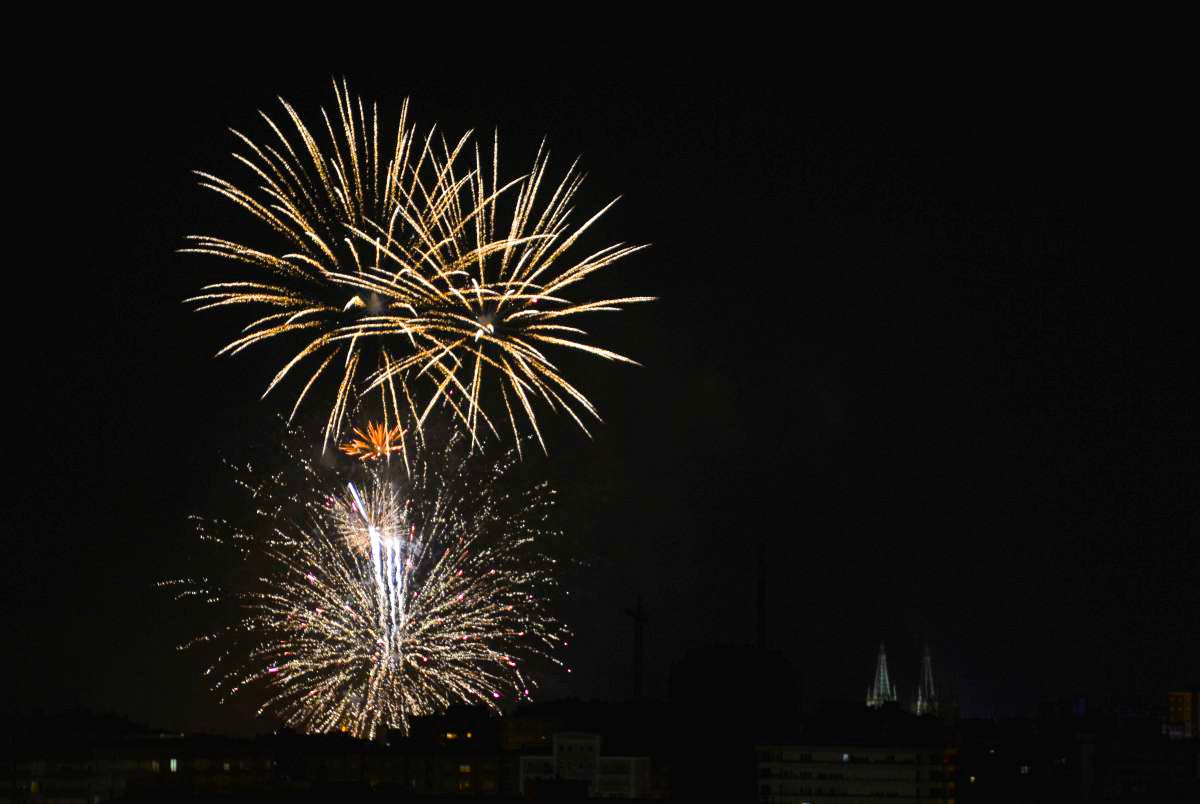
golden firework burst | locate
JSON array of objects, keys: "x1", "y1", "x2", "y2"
[{"x1": 185, "y1": 80, "x2": 652, "y2": 452}]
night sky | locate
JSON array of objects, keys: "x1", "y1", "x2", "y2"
[{"x1": 7, "y1": 48, "x2": 1194, "y2": 735}]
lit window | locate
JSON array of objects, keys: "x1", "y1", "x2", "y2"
[
  {"x1": 151, "y1": 761, "x2": 160, "y2": 773},
  {"x1": 969, "y1": 775, "x2": 976, "y2": 784},
  {"x1": 170, "y1": 758, "x2": 177, "y2": 773},
  {"x1": 446, "y1": 732, "x2": 458, "y2": 740},
  {"x1": 1020, "y1": 764, "x2": 1030, "y2": 775},
  {"x1": 223, "y1": 762, "x2": 231, "y2": 771},
  {"x1": 459, "y1": 764, "x2": 472, "y2": 773},
  {"x1": 841, "y1": 753, "x2": 849, "y2": 763}
]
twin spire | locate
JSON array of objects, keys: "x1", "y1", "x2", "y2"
[
  {"x1": 913, "y1": 644, "x2": 938, "y2": 716},
  {"x1": 865, "y1": 642, "x2": 897, "y2": 707},
  {"x1": 865, "y1": 642, "x2": 939, "y2": 715}
]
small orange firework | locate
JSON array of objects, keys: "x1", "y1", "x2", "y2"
[{"x1": 340, "y1": 421, "x2": 406, "y2": 462}]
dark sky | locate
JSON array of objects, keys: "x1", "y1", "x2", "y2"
[{"x1": 6, "y1": 46, "x2": 1195, "y2": 734}]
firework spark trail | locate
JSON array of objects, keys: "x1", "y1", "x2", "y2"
[
  {"x1": 185, "y1": 80, "x2": 653, "y2": 452},
  {"x1": 167, "y1": 424, "x2": 569, "y2": 739}
]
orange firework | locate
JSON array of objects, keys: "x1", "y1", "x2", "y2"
[{"x1": 340, "y1": 420, "x2": 406, "y2": 463}]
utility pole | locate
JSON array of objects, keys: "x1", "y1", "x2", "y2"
[
  {"x1": 756, "y1": 536, "x2": 767, "y2": 650},
  {"x1": 624, "y1": 593, "x2": 647, "y2": 700}
]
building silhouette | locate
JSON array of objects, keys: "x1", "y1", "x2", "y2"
[{"x1": 5, "y1": 693, "x2": 1199, "y2": 801}]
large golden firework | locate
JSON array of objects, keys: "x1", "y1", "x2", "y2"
[{"x1": 186, "y1": 80, "x2": 652, "y2": 452}]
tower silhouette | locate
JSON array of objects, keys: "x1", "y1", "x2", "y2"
[
  {"x1": 865, "y1": 642, "x2": 898, "y2": 708},
  {"x1": 911, "y1": 644, "x2": 939, "y2": 716}
]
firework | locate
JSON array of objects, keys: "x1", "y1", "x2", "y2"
[
  {"x1": 167, "y1": 425, "x2": 569, "y2": 739},
  {"x1": 185, "y1": 80, "x2": 653, "y2": 451},
  {"x1": 339, "y1": 420, "x2": 407, "y2": 463}
]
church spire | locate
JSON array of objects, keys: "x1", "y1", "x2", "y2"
[
  {"x1": 912, "y1": 643, "x2": 938, "y2": 716},
  {"x1": 866, "y1": 642, "x2": 898, "y2": 708}
]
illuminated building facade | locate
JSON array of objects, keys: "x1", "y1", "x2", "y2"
[
  {"x1": 1166, "y1": 690, "x2": 1199, "y2": 740},
  {"x1": 518, "y1": 732, "x2": 651, "y2": 799},
  {"x1": 757, "y1": 707, "x2": 957, "y2": 803}
]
